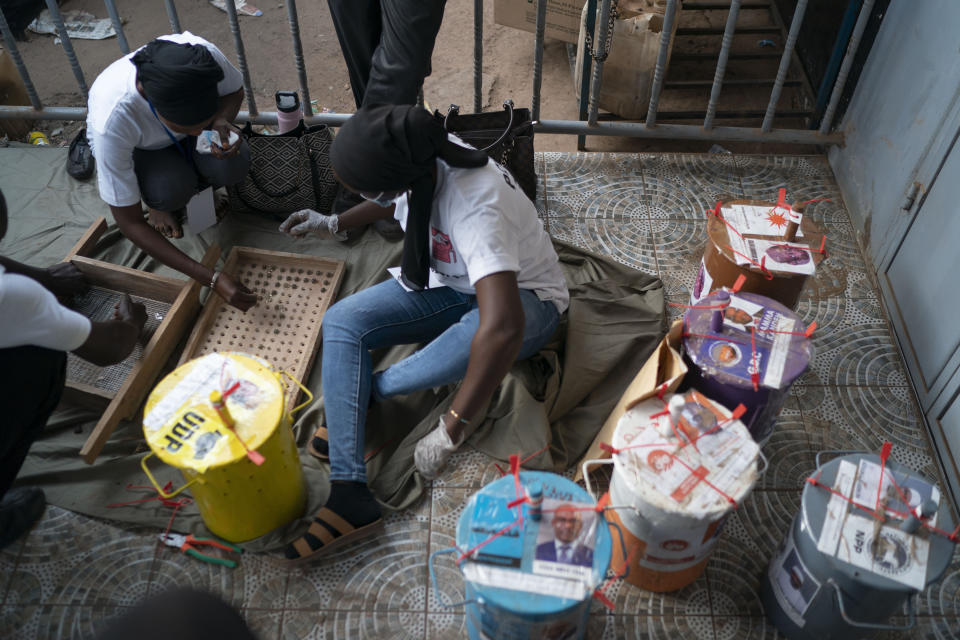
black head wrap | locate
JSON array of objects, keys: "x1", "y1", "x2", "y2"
[
  {"x1": 331, "y1": 104, "x2": 488, "y2": 290},
  {"x1": 132, "y1": 39, "x2": 224, "y2": 126}
]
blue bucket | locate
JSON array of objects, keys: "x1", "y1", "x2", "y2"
[{"x1": 431, "y1": 471, "x2": 613, "y2": 640}]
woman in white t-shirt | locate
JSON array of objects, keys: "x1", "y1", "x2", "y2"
[
  {"x1": 86, "y1": 33, "x2": 257, "y2": 311},
  {"x1": 278, "y1": 104, "x2": 567, "y2": 564}
]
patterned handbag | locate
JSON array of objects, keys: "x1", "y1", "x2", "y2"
[
  {"x1": 437, "y1": 100, "x2": 537, "y2": 202},
  {"x1": 228, "y1": 121, "x2": 338, "y2": 219}
]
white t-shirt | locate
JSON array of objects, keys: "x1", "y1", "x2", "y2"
[
  {"x1": 0, "y1": 265, "x2": 91, "y2": 351},
  {"x1": 392, "y1": 155, "x2": 569, "y2": 313},
  {"x1": 86, "y1": 32, "x2": 244, "y2": 207}
]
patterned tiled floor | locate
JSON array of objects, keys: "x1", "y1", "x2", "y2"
[{"x1": 4, "y1": 153, "x2": 959, "y2": 638}]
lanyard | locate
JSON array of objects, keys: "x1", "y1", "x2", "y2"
[{"x1": 147, "y1": 100, "x2": 191, "y2": 163}]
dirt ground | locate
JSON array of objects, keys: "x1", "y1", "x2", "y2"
[
  {"x1": 6, "y1": 0, "x2": 816, "y2": 155},
  {"x1": 4, "y1": 0, "x2": 596, "y2": 151}
]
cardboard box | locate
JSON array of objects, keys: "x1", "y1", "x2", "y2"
[
  {"x1": 494, "y1": 0, "x2": 584, "y2": 44},
  {"x1": 575, "y1": 320, "x2": 686, "y2": 482}
]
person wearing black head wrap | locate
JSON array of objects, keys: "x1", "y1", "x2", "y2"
[
  {"x1": 132, "y1": 39, "x2": 224, "y2": 127},
  {"x1": 86, "y1": 33, "x2": 257, "y2": 312},
  {"x1": 332, "y1": 104, "x2": 488, "y2": 290},
  {"x1": 279, "y1": 105, "x2": 570, "y2": 565}
]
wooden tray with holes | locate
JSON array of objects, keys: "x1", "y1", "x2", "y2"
[
  {"x1": 179, "y1": 247, "x2": 345, "y2": 411},
  {"x1": 60, "y1": 218, "x2": 218, "y2": 464}
]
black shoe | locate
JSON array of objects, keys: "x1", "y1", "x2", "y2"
[
  {"x1": 0, "y1": 487, "x2": 46, "y2": 550},
  {"x1": 67, "y1": 128, "x2": 94, "y2": 180},
  {"x1": 372, "y1": 217, "x2": 404, "y2": 241}
]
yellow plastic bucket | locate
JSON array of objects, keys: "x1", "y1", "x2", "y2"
[{"x1": 141, "y1": 352, "x2": 309, "y2": 542}]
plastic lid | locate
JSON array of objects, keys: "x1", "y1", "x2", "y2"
[
  {"x1": 611, "y1": 391, "x2": 758, "y2": 519},
  {"x1": 275, "y1": 91, "x2": 300, "y2": 113},
  {"x1": 455, "y1": 471, "x2": 611, "y2": 614},
  {"x1": 802, "y1": 453, "x2": 956, "y2": 591},
  {"x1": 683, "y1": 290, "x2": 811, "y2": 391},
  {"x1": 142, "y1": 352, "x2": 285, "y2": 473}
]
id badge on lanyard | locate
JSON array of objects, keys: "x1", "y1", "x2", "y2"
[{"x1": 147, "y1": 100, "x2": 191, "y2": 163}]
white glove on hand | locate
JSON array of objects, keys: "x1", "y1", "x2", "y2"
[{"x1": 278, "y1": 209, "x2": 347, "y2": 240}]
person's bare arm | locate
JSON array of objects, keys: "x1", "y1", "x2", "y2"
[
  {"x1": 337, "y1": 200, "x2": 397, "y2": 230},
  {"x1": 111, "y1": 203, "x2": 257, "y2": 310},
  {"x1": 443, "y1": 271, "x2": 525, "y2": 442},
  {"x1": 72, "y1": 294, "x2": 147, "y2": 366},
  {"x1": 0, "y1": 256, "x2": 86, "y2": 298}
]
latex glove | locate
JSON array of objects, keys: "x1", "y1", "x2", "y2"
[{"x1": 279, "y1": 209, "x2": 347, "y2": 240}]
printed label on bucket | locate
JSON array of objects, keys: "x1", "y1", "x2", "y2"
[
  {"x1": 463, "y1": 497, "x2": 599, "y2": 599},
  {"x1": 768, "y1": 534, "x2": 820, "y2": 628},
  {"x1": 467, "y1": 495, "x2": 523, "y2": 569},
  {"x1": 834, "y1": 514, "x2": 931, "y2": 590},
  {"x1": 745, "y1": 239, "x2": 815, "y2": 275},
  {"x1": 851, "y1": 459, "x2": 941, "y2": 527},
  {"x1": 722, "y1": 204, "x2": 804, "y2": 238},
  {"x1": 693, "y1": 295, "x2": 796, "y2": 391},
  {"x1": 691, "y1": 258, "x2": 714, "y2": 304},
  {"x1": 531, "y1": 499, "x2": 598, "y2": 582}
]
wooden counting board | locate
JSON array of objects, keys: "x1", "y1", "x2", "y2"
[
  {"x1": 179, "y1": 247, "x2": 345, "y2": 411},
  {"x1": 61, "y1": 218, "x2": 218, "y2": 463}
]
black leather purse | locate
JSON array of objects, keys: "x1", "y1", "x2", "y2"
[
  {"x1": 228, "y1": 121, "x2": 338, "y2": 219},
  {"x1": 436, "y1": 100, "x2": 537, "y2": 202}
]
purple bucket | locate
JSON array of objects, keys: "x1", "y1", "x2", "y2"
[{"x1": 682, "y1": 290, "x2": 812, "y2": 443}]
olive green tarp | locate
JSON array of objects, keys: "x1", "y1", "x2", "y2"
[{"x1": 0, "y1": 146, "x2": 665, "y2": 550}]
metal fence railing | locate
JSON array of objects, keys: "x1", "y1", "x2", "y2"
[{"x1": 0, "y1": 0, "x2": 874, "y2": 146}]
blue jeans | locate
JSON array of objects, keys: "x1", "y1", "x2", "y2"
[{"x1": 322, "y1": 278, "x2": 561, "y2": 483}]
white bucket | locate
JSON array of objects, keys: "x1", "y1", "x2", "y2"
[{"x1": 601, "y1": 390, "x2": 761, "y2": 591}]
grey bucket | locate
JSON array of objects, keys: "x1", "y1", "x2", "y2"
[{"x1": 761, "y1": 450, "x2": 956, "y2": 639}]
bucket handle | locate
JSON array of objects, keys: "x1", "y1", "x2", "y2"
[
  {"x1": 279, "y1": 369, "x2": 314, "y2": 417},
  {"x1": 140, "y1": 452, "x2": 200, "y2": 499},
  {"x1": 825, "y1": 579, "x2": 916, "y2": 630},
  {"x1": 756, "y1": 448, "x2": 769, "y2": 477},
  {"x1": 605, "y1": 517, "x2": 631, "y2": 582},
  {"x1": 815, "y1": 449, "x2": 866, "y2": 469},
  {"x1": 581, "y1": 458, "x2": 614, "y2": 501},
  {"x1": 429, "y1": 547, "x2": 478, "y2": 608}
]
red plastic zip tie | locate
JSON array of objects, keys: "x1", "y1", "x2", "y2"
[
  {"x1": 682, "y1": 332, "x2": 749, "y2": 345},
  {"x1": 749, "y1": 327, "x2": 760, "y2": 392},
  {"x1": 668, "y1": 301, "x2": 731, "y2": 310},
  {"x1": 507, "y1": 495, "x2": 529, "y2": 510},
  {"x1": 656, "y1": 382, "x2": 669, "y2": 400},
  {"x1": 725, "y1": 244, "x2": 774, "y2": 279},
  {"x1": 804, "y1": 451, "x2": 959, "y2": 543},
  {"x1": 875, "y1": 442, "x2": 893, "y2": 513},
  {"x1": 798, "y1": 198, "x2": 832, "y2": 207},
  {"x1": 600, "y1": 442, "x2": 620, "y2": 454},
  {"x1": 593, "y1": 545, "x2": 636, "y2": 611},
  {"x1": 730, "y1": 404, "x2": 747, "y2": 420},
  {"x1": 819, "y1": 235, "x2": 827, "y2": 254},
  {"x1": 457, "y1": 519, "x2": 523, "y2": 564},
  {"x1": 732, "y1": 274, "x2": 747, "y2": 292},
  {"x1": 596, "y1": 492, "x2": 611, "y2": 512},
  {"x1": 221, "y1": 381, "x2": 241, "y2": 399},
  {"x1": 520, "y1": 443, "x2": 550, "y2": 467}
]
